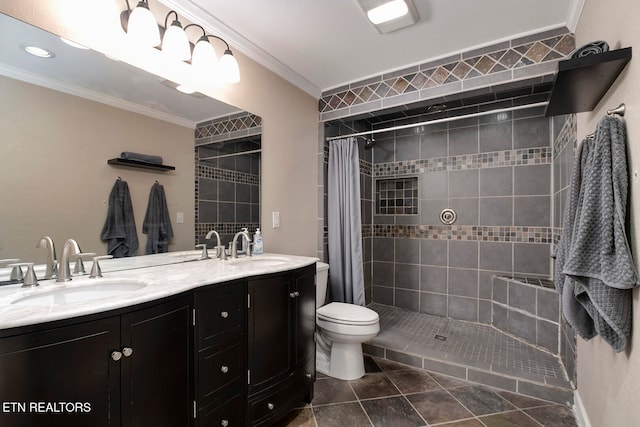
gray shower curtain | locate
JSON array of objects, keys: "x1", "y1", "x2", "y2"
[{"x1": 327, "y1": 138, "x2": 365, "y2": 306}]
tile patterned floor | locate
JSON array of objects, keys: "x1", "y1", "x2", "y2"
[{"x1": 275, "y1": 356, "x2": 578, "y2": 427}]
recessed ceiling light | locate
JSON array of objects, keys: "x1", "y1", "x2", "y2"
[
  {"x1": 367, "y1": 0, "x2": 409, "y2": 24},
  {"x1": 358, "y1": 0, "x2": 419, "y2": 33},
  {"x1": 60, "y1": 37, "x2": 90, "y2": 50},
  {"x1": 176, "y1": 84, "x2": 195, "y2": 94},
  {"x1": 22, "y1": 45, "x2": 55, "y2": 58}
]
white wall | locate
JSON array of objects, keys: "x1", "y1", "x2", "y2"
[
  {"x1": 0, "y1": 0, "x2": 320, "y2": 258},
  {"x1": 574, "y1": 1, "x2": 640, "y2": 426}
]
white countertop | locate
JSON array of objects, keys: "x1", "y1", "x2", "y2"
[{"x1": 0, "y1": 252, "x2": 317, "y2": 331}]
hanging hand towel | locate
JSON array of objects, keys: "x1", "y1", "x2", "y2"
[
  {"x1": 556, "y1": 115, "x2": 639, "y2": 352},
  {"x1": 142, "y1": 182, "x2": 174, "y2": 254},
  {"x1": 100, "y1": 179, "x2": 139, "y2": 257}
]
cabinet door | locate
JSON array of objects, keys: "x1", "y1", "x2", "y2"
[
  {"x1": 0, "y1": 318, "x2": 120, "y2": 427},
  {"x1": 120, "y1": 297, "x2": 192, "y2": 427},
  {"x1": 247, "y1": 275, "x2": 292, "y2": 394},
  {"x1": 294, "y1": 265, "x2": 316, "y2": 375}
]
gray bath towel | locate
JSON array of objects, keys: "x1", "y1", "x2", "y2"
[
  {"x1": 121, "y1": 151, "x2": 163, "y2": 165},
  {"x1": 555, "y1": 116, "x2": 638, "y2": 352},
  {"x1": 100, "y1": 179, "x2": 139, "y2": 257},
  {"x1": 142, "y1": 183, "x2": 173, "y2": 254}
]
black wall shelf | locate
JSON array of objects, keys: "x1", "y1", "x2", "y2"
[
  {"x1": 545, "y1": 47, "x2": 632, "y2": 116},
  {"x1": 107, "y1": 158, "x2": 175, "y2": 171}
]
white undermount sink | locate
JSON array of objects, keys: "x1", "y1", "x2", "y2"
[{"x1": 11, "y1": 279, "x2": 148, "y2": 307}]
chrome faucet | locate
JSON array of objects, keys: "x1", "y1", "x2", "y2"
[
  {"x1": 56, "y1": 239, "x2": 81, "y2": 282},
  {"x1": 231, "y1": 230, "x2": 252, "y2": 258},
  {"x1": 36, "y1": 236, "x2": 57, "y2": 279},
  {"x1": 205, "y1": 230, "x2": 226, "y2": 259}
]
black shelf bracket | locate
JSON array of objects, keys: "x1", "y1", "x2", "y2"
[
  {"x1": 545, "y1": 47, "x2": 632, "y2": 116},
  {"x1": 107, "y1": 158, "x2": 175, "y2": 171}
]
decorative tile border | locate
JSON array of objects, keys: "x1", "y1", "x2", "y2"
[
  {"x1": 195, "y1": 112, "x2": 262, "y2": 143},
  {"x1": 374, "y1": 147, "x2": 551, "y2": 176},
  {"x1": 320, "y1": 32, "x2": 574, "y2": 119},
  {"x1": 197, "y1": 164, "x2": 260, "y2": 186},
  {"x1": 553, "y1": 114, "x2": 577, "y2": 156},
  {"x1": 372, "y1": 224, "x2": 552, "y2": 243}
]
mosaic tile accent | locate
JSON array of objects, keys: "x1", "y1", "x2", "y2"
[
  {"x1": 195, "y1": 112, "x2": 262, "y2": 142},
  {"x1": 320, "y1": 33, "x2": 574, "y2": 117},
  {"x1": 374, "y1": 147, "x2": 551, "y2": 177},
  {"x1": 553, "y1": 114, "x2": 577, "y2": 156},
  {"x1": 197, "y1": 164, "x2": 260, "y2": 186},
  {"x1": 376, "y1": 177, "x2": 418, "y2": 215},
  {"x1": 372, "y1": 224, "x2": 552, "y2": 244}
]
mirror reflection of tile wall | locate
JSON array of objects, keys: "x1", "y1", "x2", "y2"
[{"x1": 194, "y1": 113, "x2": 262, "y2": 247}]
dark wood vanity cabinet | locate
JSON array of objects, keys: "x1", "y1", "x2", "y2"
[
  {"x1": 194, "y1": 280, "x2": 247, "y2": 427},
  {"x1": 246, "y1": 264, "x2": 316, "y2": 426},
  {"x1": 0, "y1": 295, "x2": 192, "y2": 427}
]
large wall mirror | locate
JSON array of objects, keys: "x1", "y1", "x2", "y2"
[{"x1": 0, "y1": 12, "x2": 261, "y2": 270}]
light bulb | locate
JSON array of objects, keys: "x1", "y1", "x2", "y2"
[
  {"x1": 367, "y1": 0, "x2": 409, "y2": 24},
  {"x1": 191, "y1": 37, "x2": 218, "y2": 73},
  {"x1": 127, "y1": 2, "x2": 160, "y2": 47},
  {"x1": 219, "y1": 50, "x2": 240, "y2": 83},
  {"x1": 162, "y1": 21, "x2": 190, "y2": 61}
]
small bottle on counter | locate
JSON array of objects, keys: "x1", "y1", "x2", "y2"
[{"x1": 253, "y1": 228, "x2": 263, "y2": 255}]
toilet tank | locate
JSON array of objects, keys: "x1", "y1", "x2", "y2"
[{"x1": 316, "y1": 262, "x2": 329, "y2": 307}]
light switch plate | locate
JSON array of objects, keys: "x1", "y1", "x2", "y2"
[
  {"x1": 176, "y1": 212, "x2": 184, "y2": 224},
  {"x1": 272, "y1": 212, "x2": 280, "y2": 228}
]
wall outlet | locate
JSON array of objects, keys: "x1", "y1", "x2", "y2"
[
  {"x1": 272, "y1": 212, "x2": 280, "y2": 228},
  {"x1": 176, "y1": 212, "x2": 184, "y2": 224}
]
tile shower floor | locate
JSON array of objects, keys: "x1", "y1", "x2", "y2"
[
  {"x1": 277, "y1": 356, "x2": 578, "y2": 427},
  {"x1": 368, "y1": 303, "x2": 569, "y2": 388}
]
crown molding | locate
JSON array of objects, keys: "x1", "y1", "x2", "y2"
[
  {"x1": 0, "y1": 63, "x2": 197, "y2": 129},
  {"x1": 159, "y1": 0, "x2": 321, "y2": 98},
  {"x1": 566, "y1": 0, "x2": 585, "y2": 33}
]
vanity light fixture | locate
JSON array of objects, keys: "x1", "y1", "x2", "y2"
[
  {"x1": 358, "y1": 0, "x2": 419, "y2": 33},
  {"x1": 120, "y1": 2, "x2": 240, "y2": 83},
  {"x1": 124, "y1": 0, "x2": 160, "y2": 47},
  {"x1": 161, "y1": 11, "x2": 190, "y2": 61}
]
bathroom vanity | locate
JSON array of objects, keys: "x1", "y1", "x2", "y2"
[{"x1": 0, "y1": 253, "x2": 317, "y2": 427}]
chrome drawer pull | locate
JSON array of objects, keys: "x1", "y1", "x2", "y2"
[
  {"x1": 267, "y1": 402, "x2": 275, "y2": 410},
  {"x1": 220, "y1": 365, "x2": 229, "y2": 374},
  {"x1": 122, "y1": 347, "x2": 133, "y2": 357},
  {"x1": 111, "y1": 351, "x2": 122, "y2": 361},
  {"x1": 220, "y1": 311, "x2": 229, "y2": 318},
  {"x1": 221, "y1": 420, "x2": 229, "y2": 427}
]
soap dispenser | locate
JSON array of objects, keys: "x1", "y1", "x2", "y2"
[{"x1": 253, "y1": 228, "x2": 263, "y2": 255}]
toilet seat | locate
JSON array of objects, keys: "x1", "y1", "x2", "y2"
[{"x1": 317, "y1": 302, "x2": 379, "y2": 326}]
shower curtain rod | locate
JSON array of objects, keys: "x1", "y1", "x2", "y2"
[{"x1": 326, "y1": 101, "x2": 549, "y2": 142}]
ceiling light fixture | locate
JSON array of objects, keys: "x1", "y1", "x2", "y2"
[
  {"x1": 22, "y1": 45, "x2": 55, "y2": 58},
  {"x1": 358, "y1": 0, "x2": 419, "y2": 33},
  {"x1": 60, "y1": 37, "x2": 90, "y2": 50},
  {"x1": 120, "y1": 2, "x2": 240, "y2": 83}
]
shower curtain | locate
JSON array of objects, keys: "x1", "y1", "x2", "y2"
[{"x1": 327, "y1": 138, "x2": 365, "y2": 306}]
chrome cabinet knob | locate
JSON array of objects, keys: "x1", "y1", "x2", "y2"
[
  {"x1": 221, "y1": 420, "x2": 229, "y2": 427},
  {"x1": 267, "y1": 402, "x2": 275, "y2": 410},
  {"x1": 220, "y1": 365, "x2": 229, "y2": 374},
  {"x1": 295, "y1": 291, "x2": 300, "y2": 297},
  {"x1": 220, "y1": 311, "x2": 229, "y2": 318},
  {"x1": 289, "y1": 292, "x2": 296, "y2": 298},
  {"x1": 111, "y1": 351, "x2": 122, "y2": 361},
  {"x1": 122, "y1": 347, "x2": 133, "y2": 357}
]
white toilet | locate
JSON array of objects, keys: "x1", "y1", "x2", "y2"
[{"x1": 315, "y1": 262, "x2": 380, "y2": 380}]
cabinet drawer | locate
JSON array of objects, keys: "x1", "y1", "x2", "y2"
[
  {"x1": 199, "y1": 393, "x2": 243, "y2": 427},
  {"x1": 197, "y1": 280, "x2": 245, "y2": 348},
  {"x1": 198, "y1": 339, "x2": 244, "y2": 403},
  {"x1": 248, "y1": 375, "x2": 310, "y2": 426}
]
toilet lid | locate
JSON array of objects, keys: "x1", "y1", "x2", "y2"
[{"x1": 317, "y1": 302, "x2": 379, "y2": 325}]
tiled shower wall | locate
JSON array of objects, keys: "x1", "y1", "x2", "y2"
[
  {"x1": 369, "y1": 106, "x2": 553, "y2": 323},
  {"x1": 194, "y1": 113, "x2": 262, "y2": 246},
  {"x1": 552, "y1": 113, "x2": 578, "y2": 386}
]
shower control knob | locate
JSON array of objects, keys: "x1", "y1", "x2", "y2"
[
  {"x1": 111, "y1": 351, "x2": 122, "y2": 361},
  {"x1": 267, "y1": 403, "x2": 275, "y2": 410},
  {"x1": 220, "y1": 365, "x2": 229, "y2": 374},
  {"x1": 220, "y1": 311, "x2": 229, "y2": 318}
]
